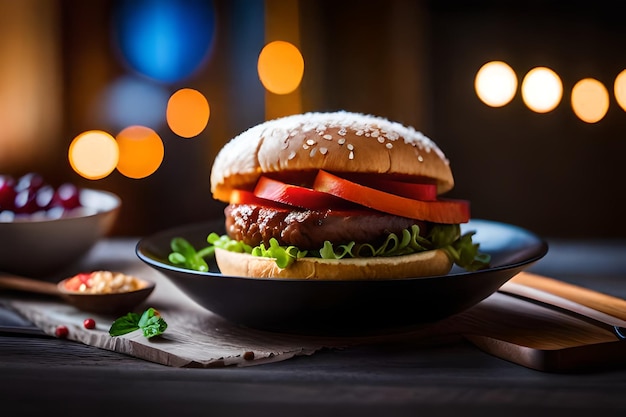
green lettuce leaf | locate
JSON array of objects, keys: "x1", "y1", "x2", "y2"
[
  {"x1": 251, "y1": 238, "x2": 307, "y2": 268},
  {"x1": 168, "y1": 224, "x2": 490, "y2": 273}
]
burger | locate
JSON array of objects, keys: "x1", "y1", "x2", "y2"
[{"x1": 203, "y1": 110, "x2": 489, "y2": 279}]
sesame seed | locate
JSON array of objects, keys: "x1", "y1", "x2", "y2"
[
  {"x1": 386, "y1": 143, "x2": 393, "y2": 149},
  {"x1": 319, "y1": 147, "x2": 328, "y2": 155},
  {"x1": 306, "y1": 139, "x2": 316, "y2": 146},
  {"x1": 288, "y1": 151, "x2": 296, "y2": 160},
  {"x1": 338, "y1": 138, "x2": 346, "y2": 145},
  {"x1": 347, "y1": 143, "x2": 354, "y2": 150},
  {"x1": 349, "y1": 151, "x2": 354, "y2": 159},
  {"x1": 220, "y1": 111, "x2": 451, "y2": 173},
  {"x1": 418, "y1": 155, "x2": 424, "y2": 162},
  {"x1": 377, "y1": 137, "x2": 385, "y2": 144},
  {"x1": 303, "y1": 144, "x2": 310, "y2": 150},
  {"x1": 310, "y1": 148, "x2": 317, "y2": 157},
  {"x1": 323, "y1": 134, "x2": 332, "y2": 140}
]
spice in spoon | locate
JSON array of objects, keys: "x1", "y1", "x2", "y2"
[{"x1": 63, "y1": 271, "x2": 147, "y2": 294}]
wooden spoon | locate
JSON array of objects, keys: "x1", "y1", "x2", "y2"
[{"x1": 0, "y1": 273, "x2": 155, "y2": 315}]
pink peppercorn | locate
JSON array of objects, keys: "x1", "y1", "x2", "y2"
[{"x1": 55, "y1": 325, "x2": 69, "y2": 338}]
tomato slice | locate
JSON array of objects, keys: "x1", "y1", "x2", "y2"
[
  {"x1": 254, "y1": 176, "x2": 355, "y2": 210},
  {"x1": 362, "y1": 178, "x2": 437, "y2": 201},
  {"x1": 313, "y1": 170, "x2": 470, "y2": 224},
  {"x1": 229, "y1": 189, "x2": 290, "y2": 210},
  {"x1": 341, "y1": 173, "x2": 437, "y2": 201}
]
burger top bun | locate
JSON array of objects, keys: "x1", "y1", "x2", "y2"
[
  {"x1": 214, "y1": 247, "x2": 453, "y2": 280},
  {"x1": 210, "y1": 111, "x2": 454, "y2": 202}
]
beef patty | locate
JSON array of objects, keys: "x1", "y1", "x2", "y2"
[{"x1": 224, "y1": 203, "x2": 428, "y2": 250}]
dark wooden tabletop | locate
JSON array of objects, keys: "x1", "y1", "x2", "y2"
[{"x1": 2, "y1": 237, "x2": 626, "y2": 417}]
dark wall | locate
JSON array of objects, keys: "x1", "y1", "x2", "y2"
[
  {"x1": 10, "y1": 0, "x2": 625, "y2": 239},
  {"x1": 427, "y1": 0, "x2": 626, "y2": 238},
  {"x1": 301, "y1": 0, "x2": 626, "y2": 239}
]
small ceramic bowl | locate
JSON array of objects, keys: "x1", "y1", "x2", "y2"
[{"x1": 0, "y1": 188, "x2": 121, "y2": 277}]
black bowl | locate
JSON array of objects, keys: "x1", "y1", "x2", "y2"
[{"x1": 136, "y1": 219, "x2": 548, "y2": 335}]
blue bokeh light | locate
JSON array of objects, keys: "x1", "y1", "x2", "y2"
[
  {"x1": 113, "y1": 0, "x2": 216, "y2": 84},
  {"x1": 94, "y1": 75, "x2": 170, "y2": 131}
]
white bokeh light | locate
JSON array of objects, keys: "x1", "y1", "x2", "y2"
[
  {"x1": 475, "y1": 61, "x2": 518, "y2": 107},
  {"x1": 521, "y1": 67, "x2": 563, "y2": 113}
]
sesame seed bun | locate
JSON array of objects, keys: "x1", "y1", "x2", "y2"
[{"x1": 210, "y1": 111, "x2": 454, "y2": 202}]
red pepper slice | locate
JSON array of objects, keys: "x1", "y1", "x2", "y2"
[
  {"x1": 362, "y1": 177, "x2": 437, "y2": 201},
  {"x1": 313, "y1": 170, "x2": 470, "y2": 224},
  {"x1": 229, "y1": 189, "x2": 290, "y2": 210},
  {"x1": 253, "y1": 176, "x2": 355, "y2": 211}
]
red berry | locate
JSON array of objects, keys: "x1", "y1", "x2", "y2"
[
  {"x1": 15, "y1": 172, "x2": 45, "y2": 193},
  {"x1": 53, "y1": 183, "x2": 81, "y2": 210},
  {"x1": 13, "y1": 189, "x2": 39, "y2": 214},
  {"x1": 0, "y1": 175, "x2": 16, "y2": 210},
  {"x1": 55, "y1": 325, "x2": 69, "y2": 338},
  {"x1": 35, "y1": 185, "x2": 55, "y2": 210},
  {"x1": 83, "y1": 318, "x2": 96, "y2": 329}
]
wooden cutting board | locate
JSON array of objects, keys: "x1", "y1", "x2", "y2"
[
  {"x1": 2, "y1": 271, "x2": 626, "y2": 372},
  {"x1": 451, "y1": 272, "x2": 626, "y2": 372}
]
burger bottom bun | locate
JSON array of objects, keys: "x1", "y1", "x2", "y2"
[{"x1": 214, "y1": 248, "x2": 453, "y2": 280}]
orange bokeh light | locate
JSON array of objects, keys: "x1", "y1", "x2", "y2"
[
  {"x1": 571, "y1": 78, "x2": 609, "y2": 123},
  {"x1": 115, "y1": 125, "x2": 164, "y2": 179},
  {"x1": 166, "y1": 88, "x2": 210, "y2": 138},
  {"x1": 68, "y1": 130, "x2": 119, "y2": 180},
  {"x1": 257, "y1": 40, "x2": 304, "y2": 95},
  {"x1": 614, "y1": 69, "x2": 626, "y2": 112}
]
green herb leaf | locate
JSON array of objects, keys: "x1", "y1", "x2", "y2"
[
  {"x1": 137, "y1": 307, "x2": 168, "y2": 339},
  {"x1": 169, "y1": 237, "x2": 209, "y2": 272},
  {"x1": 109, "y1": 308, "x2": 168, "y2": 339},
  {"x1": 108, "y1": 312, "x2": 141, "y2": 336}
]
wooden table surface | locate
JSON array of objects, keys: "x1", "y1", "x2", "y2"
[{"x1": 1, "y1": 236, "x2": 626, "y2": 417}]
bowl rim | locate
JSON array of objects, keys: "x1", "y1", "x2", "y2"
[{"x1": 0, "y1": 188, "x2": 121, "y2": 225}]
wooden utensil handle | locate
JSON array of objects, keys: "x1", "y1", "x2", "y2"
[
  {"x1": 511, "y1": 272, "x2": 626, "y2": 320},
  {"x1": 499, "y1": 281, "x2": 626, "y2": 333},
  {"x1": 0, "y1": 275, "x2": 60, "y2": 297}
]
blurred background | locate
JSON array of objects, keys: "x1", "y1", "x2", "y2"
[{"x1": 1, "y1": 0, "x2": 625, "y2": 240}]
